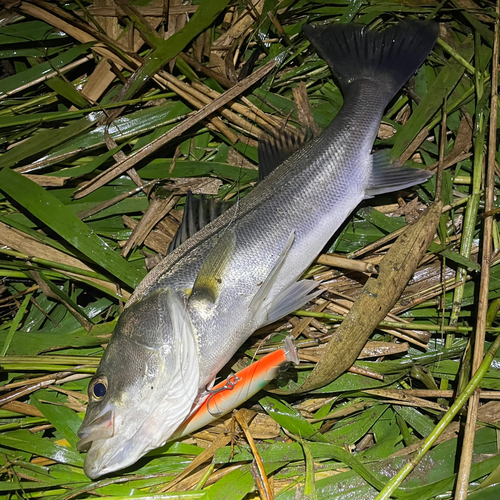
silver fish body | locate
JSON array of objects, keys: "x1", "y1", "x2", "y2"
[
  {"x1": 135, "y1": 92, "x2": 383, "y2": 385},
  {"x1": 77, "y1": 20, "x2": 438, "y2": 479}
]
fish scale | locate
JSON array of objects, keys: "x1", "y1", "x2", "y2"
[{"x1": 77, "y1": 19, "x2": 439, "y2": 479}]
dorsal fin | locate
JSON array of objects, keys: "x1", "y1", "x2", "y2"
[
  {"x1": 167, "y1": 191, "x2": 231, "y2": 253},
  {"x1": 258, "y1": 129, "x2": 313, "y2": 181}
]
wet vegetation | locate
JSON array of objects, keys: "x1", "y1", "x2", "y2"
[{"x1": 0, "y1": 0, "x2": 500, "y2": 498}]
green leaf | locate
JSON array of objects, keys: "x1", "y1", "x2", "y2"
[
  {"x1": 393, "y1": 406, "x2": 435, "y2": 438},
  {"x1": 0, "y1": 43, "x2": 94, "y2": 97},
  {"x1": 31, "y1": 390, "x2": 82, "y2": 447},
  {"x1": 323, "y1": 404, "x2": 388, "y2": 447},
  {"x1": 260, "y1": 396, "x2": 328, "y2": 442},
  {"x1": 391, "y1": 36, "x2": 474, "y2": 158},
  {"x1": 116, "y1": 0, "x2": 232, "y2": 100},
  {"x1": 0, "y1": 113, "x2": 99, "y2": 169},
  {"x1": 0, "y1": 430, "x2": 83, "y2": 467},
  {"x1": 0, "y1": 20, "x2": 67, "y2": 44},
  {"x1": 0, "y1": 169, "x2": 145, "y2": 288}
]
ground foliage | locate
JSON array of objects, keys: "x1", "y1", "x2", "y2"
[{"x1": 0, "y1": 0, "x2": 499, "y2": 499}]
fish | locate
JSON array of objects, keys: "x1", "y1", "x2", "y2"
[{"x1": 77, "y1": 19, "x2": 438, "y2": 479}]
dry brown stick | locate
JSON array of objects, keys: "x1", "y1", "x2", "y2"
[
  {"x1": 179, "y1": 52, "x2": 234, "y2": 88},
  {"x1": 28, "y1": 270, "x2": 92, "y2": 331},
  {"x1": 155, "y1": 73, "x2": 239, "y2": 142},
  {"x1": 19, "y1": 3, "x2": 136, "y2": 71},
  {"x1": 351, "y1": 199, "x2": 466, "y2": 260},
  {"x1": 292, "y1": 82, "x2": 322, "y2": 136},
  {"x1": 376, "y1": 389, "x2": 500, "y2": 399},
  {"x1": 120, "y1": 195, "x2": 180, "y2": 258},
  {"x1": 398, "y1": 128, "x2": 429, "y2": 164},
  {"x1": 364, "y1": 389, "x2": 447, "y2": 412},
  {"x1": 190, "y1": 80, "x2": 278, "y2": 133},
  {"x1": 77, "y1": 179, "x2": 159, "y2": 220},
  {"x1": 18, "y1": 1, "x2": 233, "y2": 146},
  {"x1": 454, "y1": 3, "x2": 499, "y2": 497},
  {"x1": 291, "y1": 301, "x2": 328, "y2": 339},
  {"x1": 159, "y1": 432, "x2": 232, "y2": 492},
  {"x1": 83, "y1": 5, "x2": 198, "y2": 16},
  {"x1": 316, "y1": 253, "x2": 378, "y2": 274},
  {"x1": 240, "y1": 95, "x2": 286, "y2": 129},
  {"x1": 0, "y1": 371, "x2": 74, "y2": 391},
  {"x1": 2, "y1": 401, "x2": 44, "y2": 417},
  {"x1": 159, "y1": 71, "x2": 267, "y2": 139},
  {"x1": 160, "y1": 408, "x2": 255, "y2": 492},
  {"x1": 122, "y1": 215, "x2": 173, "y2": 254},
  {"x1": 349, "y1": 226, "x2": 407, "y2": 259},
  {"x1": 103, "y1": 134, "x2": 148, "y2": 193},
  {"x1": 0, "y1": 374, "x2": 72, "y2": 406},
  {"x1": 73, "y1": 59, "x2": 276, "y2": 199},
  {"x1": 348, "y1": 365, "x2": 384, "y2": 380},
  {"x1": 391, "y1": 401, "x2": 500, "y2": 460},
  {"x1": 323, "y1": 297, "x2": 429, "y2": 347},
  {"x1": 234, "y1": 410, "x2": 274, "y2": 500},
  {"x1": 358, "y1": 341, "x2": 409, "y2": 358}
]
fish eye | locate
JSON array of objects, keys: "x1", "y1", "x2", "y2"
[{"x1": 90, "y1": 376, "x2": 108, "y2": 400}]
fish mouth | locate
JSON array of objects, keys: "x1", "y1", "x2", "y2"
[
  {"x1": 77, "y1": 409, "x2": 114, "y2": 454},
  {"x1": 77, "y1": 401, "x2": 196, "y2": 479}
]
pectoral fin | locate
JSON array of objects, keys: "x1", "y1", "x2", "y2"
[
  {"x1": 249, "y1": 230, "x2": 296, "y2": 318},
  {"x1": 263, "y1": 280, "x2": 322, "y2": 326},
  {"x1": 190, "y1": 230, "x2": 236, "y2": 303}
]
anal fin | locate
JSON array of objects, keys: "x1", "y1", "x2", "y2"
[{"x1": 365, "y1": 150, "x2": 432, "y2": 198}]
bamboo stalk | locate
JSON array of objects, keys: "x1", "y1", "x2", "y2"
[{"x1": 454, "y1": 4, "x2": 499, "y2": 497}]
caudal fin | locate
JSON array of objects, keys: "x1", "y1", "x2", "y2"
[{"x1": 303, "y1": 20, "x2": 438, "y2": 104}]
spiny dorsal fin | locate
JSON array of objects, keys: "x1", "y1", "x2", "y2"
[
  {"x1": 168, "y1": 191, "x2": 232, "y2": 254},
  {"x1": 258, "y1": 128, "x2": 313, "y2": 181},
  {"x1": 190, "y1": 229, "x2": 236, "y2": 303}
]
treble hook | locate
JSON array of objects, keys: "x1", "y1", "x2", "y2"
[{"x1": 205, "y1": 374, "x2": 241, "y2": 417}]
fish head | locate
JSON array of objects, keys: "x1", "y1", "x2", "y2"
[{"x1": 77, "y1": 289, "x2": 200, "y2": 479}]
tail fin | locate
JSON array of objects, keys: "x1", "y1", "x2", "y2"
[{"x1": 303, "y1": 20, "x2": 438, "y2": 104}]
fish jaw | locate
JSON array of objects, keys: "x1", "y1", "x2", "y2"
[
  {"x1": 78, "y1": 385, "x2": 200, "y2": 479},
  {"x1": 78, "y1": 409, "x2": 150, "y2": 479}
]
